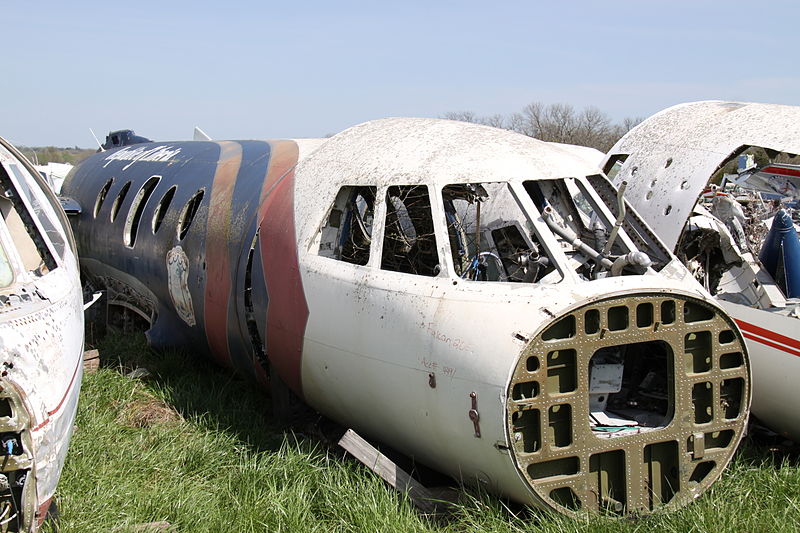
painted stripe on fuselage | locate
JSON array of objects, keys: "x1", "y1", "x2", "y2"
[
  {"x1": 32, "y1": 354, "x2": 82, "y2": 432},
  {"x1": 36, "y1": 497, "x2": 52, "y2": 526},
  {"x1": 736, "y1": 319, "x2": 800, "y2": 357},
  {"x1": 204, "y1": 142, "x2": 244, "y2": 368},
  {"x1": 223, "y1": 141, "x2": 273, "y2": 382},
  {"x1": 762, "y1": 165, "x2": 800, "y2": 178},
  {"x1": 257, "y1": 141, "x2": 308, "y2": 397}
]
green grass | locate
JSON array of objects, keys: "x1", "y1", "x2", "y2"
[{"x1": 45, "y1": 333, "x2": 800, "y2": 532}]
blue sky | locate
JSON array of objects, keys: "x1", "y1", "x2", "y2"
[{"x1": 4, "y1": 1, "x2": 799, "y2": 147}]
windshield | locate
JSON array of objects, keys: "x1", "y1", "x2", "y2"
[
  {"x1": 442, "y1": 182, "x2": 562, "y2": 283},
  {"x1": 0, "y1": 163, "x2": 57, "y2": 276},
  {"x1": 441, "y1": 177, "x2": 670, "y2": 284}
]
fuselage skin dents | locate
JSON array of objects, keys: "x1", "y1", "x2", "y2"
[
  {"x1": 0, "y1": 137, "x2": 85, "y2": 532},
  {"x1": 63, "y1": 118, "x2": 751, "y2": 516}
]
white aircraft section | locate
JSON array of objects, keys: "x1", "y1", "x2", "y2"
[
  {"x1": 33, "y1": 163, "x2": 73, "y2": 195},
  {"x1": 604, "y1": 101, "x2": 800, "y2": 249},
  {"x1": 603, "y1": 101, "x2": 800, "y2": 441},
  {"x1": 0, "y1": 138, "x2": 84, "y2": 531},
  {"x1": 545, "y1": 142, "x2": 605, "y2": 169},
  {"x1": 293, "y1": 118, "x2": 750, "y2": 513}
]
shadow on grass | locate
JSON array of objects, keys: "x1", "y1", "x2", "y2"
[
  {"x1": 90, "y1": 329, "x2": 478, "y2": 517},
  {"x1": 92, "y1": 330, "x2": 338, "y2": 455},
  {"x1": 736, "y1": 429, "x2": 800, "y2": 470}
]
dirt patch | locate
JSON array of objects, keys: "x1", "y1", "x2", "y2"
[{"x1": 117, "y1": 396, "x2": 182, "y2": 428}]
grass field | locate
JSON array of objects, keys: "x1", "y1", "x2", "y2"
[{"x1": 43, "y1": 332, "x2": 800, "y2": 532}]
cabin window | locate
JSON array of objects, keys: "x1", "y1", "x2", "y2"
[
  {"x1": 0, "y1": 164, "x2": 57, "y2": 276},
  {"x1": 442, "y1": 182, "x2": 559, "y2": 283},
  {"x1": 381, "y1": 185, "x2": 439, "y2": 276},
  {"x1": 110, "y1": 181, "x2": 132, "y2": 223},
  {"x1": 94, "y1": 178, "x2": 113, "y2": 218},
  {"x1": 178, "y1": 189, "x2": 204, "y2": 240},
  {"x1": 152, "y1": 185, "x2": 176, "y2": 234},
  {"x1": 318, "y1": 186, "x2": 376, "y2": 265},
  {"x1": 124, "y1": 175, "x2": 160, "y2": 248}
]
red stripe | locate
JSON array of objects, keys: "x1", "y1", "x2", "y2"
[
  {"x1": 735, "y1": 319, "x2": 800, "y2": 351},
  {"x1": 203, "y1": 142, "x2": 243, "y2": 368},
  {"x1": 257, "y1": 141, "x2": 307, "y2": 397},
  {"x1": 32, "y1": 354, "x2": 82, "y2": 432},
  {"x1": 36, "y1": 497, "x2": 52, "y2": 526},
  {"x1": 742, "y1": 332, "x2": 800, "y2": 358},
  {"x1": 762, "y1": 165, "x2": 800, "y2": 178}
]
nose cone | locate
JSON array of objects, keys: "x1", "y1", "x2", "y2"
[{"x1": 506, "y1": 292, "x2": 749, "y2": 515}]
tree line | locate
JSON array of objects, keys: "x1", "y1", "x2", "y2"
[
  {"x1": 442, "y1": 102, "x2": 643, "y2": 152},
  {"x1": 15, "y1": 145, "x2": 97, "y2": 166}
]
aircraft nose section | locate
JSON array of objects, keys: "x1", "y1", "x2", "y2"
[{"x1": 506, "y1": 292, "x2": 750, "y2": 515}]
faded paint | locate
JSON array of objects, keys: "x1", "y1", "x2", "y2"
[{"x1": 203, "y1": 141, "x2": 244, "y2": 367}]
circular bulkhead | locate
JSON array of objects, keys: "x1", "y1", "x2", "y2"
[{"x1": 506, "y1": 293, "x2": 749, "y2": 515}]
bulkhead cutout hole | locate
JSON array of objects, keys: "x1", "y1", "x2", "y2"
[{"x1": 550, "y1": 487, "x2": 581, "y2": 510}]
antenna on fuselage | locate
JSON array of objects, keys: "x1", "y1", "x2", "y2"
[
  {"x1": 89, "y1": 128, "x2": 105, "y2": 152},
  {"x1": 193, "y1": 126, "x2": 212, "y2": 141}
]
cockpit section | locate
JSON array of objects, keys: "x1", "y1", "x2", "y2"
[{"x1": 315, "y1": 174, "x2": 671, "y2": 286}]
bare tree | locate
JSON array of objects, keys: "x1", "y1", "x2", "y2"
[
  {"x1": 441, "y1": 111, "x2": 507, "y2": 129},
  {"x1": 442, "y1": 103, "x2": 644, "y2": 151},
  {"x1": 441, "y1": 111, "x2": 479, "y2": 123}
]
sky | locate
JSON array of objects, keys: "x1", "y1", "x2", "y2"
[{"x1": 4, "y1": 1, "x2": 800, "y2": 147}]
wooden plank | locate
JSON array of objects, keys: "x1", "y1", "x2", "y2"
[
  {"x1": 82, "y1": 349, "x2": 100, "y2": 374},
  {"x1": 338, "y1": 428, "x2": 439, "y2": 514}
]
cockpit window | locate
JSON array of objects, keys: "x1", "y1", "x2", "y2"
[
  {"x1": 585, "y1": 174, "x2": 671, "y2": 270},
  {"x1": 442, "y1": 182, "x2": 561, "y2": 283},
  {"x1": 381, "y1": 185, "x2": 439, "y2": 276},
  {"x1": 0, "y1": 163, "x2": 57, "y2": 276},
  {"x1": 7, "y1": 163, "x2": 65, "y2": 260},
  {"x1": 525, "y1": 177, "x2": 666, "y2": 280},
  {"x1": 318, "y1": 186, "x2": 376, "y2": 266}
]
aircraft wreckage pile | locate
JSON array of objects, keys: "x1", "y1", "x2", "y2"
[{"x1": 5, "y1": 100, "x2": 800, "y2": 529}]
